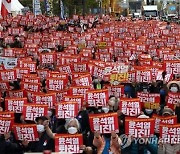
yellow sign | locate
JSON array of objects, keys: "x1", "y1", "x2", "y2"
[
  {"x1": 144, "y1": 102, "x2": 160, "y2": 109},
  {"x1": 78, "y1": 43, "x2": 86, "y2": 49},
  {"x1": 98, "y1": 42, "x2": 107, "y2": 48},
  {"x1": 110, "y1": 73, "x2": 129, "y2": 82}
]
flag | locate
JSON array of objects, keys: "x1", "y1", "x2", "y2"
[
  {"x1": 60, "y1": 0, "x2": 64, "y2": 19},
  {"x1": 33, "y1": 0, "x2": 42, "y2": 16},
  {"x1": 1, "y1": 0, "x2": 11, "y2": 18}
]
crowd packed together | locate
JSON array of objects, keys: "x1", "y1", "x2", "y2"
[{"x1": 0, "y1": 13, "x2": 179, "y2": 154}]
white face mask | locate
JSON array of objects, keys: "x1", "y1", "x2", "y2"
[
  {"x1": 102, "y1": 107, "x2": 109, "y2": 113},
  {"x1": 37, "y1": 124, "x2": 45, "y2": 133},
  {"x1": 170, "y1": 87, "x2": 178, "y2": 93},
  {"x1": 68, "y1": 127, "x2": 78, "y2": 134}
]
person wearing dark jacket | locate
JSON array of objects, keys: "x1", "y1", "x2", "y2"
[
  {"x1": 0, "y1": 133, "x2": 23, "y2": 154},
  {"x1": 23, "y1": 116, "x2": 55, "y2": 152}
]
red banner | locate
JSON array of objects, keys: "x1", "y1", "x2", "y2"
[
  {"x1": 68, "y1": 86, "x2": 91, "y2": 98},
  {"x1": 5, "y1": 97, "x2": 27, "y2": 113},
  {"x1": 119, "y1": 98, "x2": 141, "y2": 116},
  {"x1": 55, "y1": 134, "x2": 83, "y2": 153},
  {"x1": 13, "y1": 124, "x2": 39, "y2": 142},
  {"x1": 136, "y1": 69, "x2": 152, "y2": 83},
  {"x1": 72, "y1": 62, "x2": 88, "y2": 73},
  {"x1": 46, "y1": 77, "x2": 68, "y2": 91},
  {"x1": 167, "y1": 92, "x2": 180, "y2": 109},
  {"x1": 21, "y1": 82, "x2": 41, "y2": 92},
  {"x1": 55, "y1": 102, "x2": 78, "y2": 119},
  {"x1": 152, "y1": 114, "x2": 177, "y2": 133},
  {"x1": 34, "y1": 92, "x2": 56, "y2": 108},
  {"x1": 125, "y1": 117, "x2": 155, "y2": 138},
  {"x1": 0, "y1": 69, "x2": 17, "y2": 81},
  {"x1": 0, "y1": 111, "x2": 14, "y2": 118},
  {"x1": 23, "y1": 77, "x2": 40, "y2": 84},
  {"x1": 64, "y1": 95, "x2": 83, "y2": 111},
  {"x1": 7, "y1": 89, "x2": 26, "y2": 98},
  {"x1": 89, "y1": 113, "x2": 119, "y2": 134},
  {"x1": 137, "y1": 92, "x2": 160, "y2": 109},
  {"x1": 160, "y1": 124, "x2": 180, "y2": 144},
  {"x1": 23, "y1": 104, "x2": 48, "y2": 121},
  {"x1": 0, "y1": 117, "x2": 14, "y2": 134},
  {"x1": 106, "y1": 85, "x2": 124, "y2": 98},
  {"x1": 164, "y1": 60, "x2": 180, "y2": 75},
  {"x1": 39, "y1": 53, "x2": 56, "y2": 65},
  {"x1": 74, "y1": 74, "x2": 92, "y2": 87},
  {"x1": 86, "y1": 89, "x2": 109, "y2": 107}
]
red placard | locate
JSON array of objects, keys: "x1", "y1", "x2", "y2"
[
  {"x1": 74, "y1": 74, "x2": 92, "y2": 87},
  {"x1": 55, "y1": 102, "x2": 78, "y2": 119},
  {"x1": 159, "y1": 124, "x2": 180, "y2": 144},
  {"x1": 8, "y1": 89, "x2": 26, "y2": 98},
  {"x1": 46, "y1": 77, "x2": 68, "y2": 91},
  {"x1": 136, "y1": 69, "x2": 152, "y2": 83},
  {"x1": 0, "y1": 111, "x2": 14, "y2": 118},
  {"x1": 85, "y1": 89, "x2": 109, "y2": 107},
  {"x1": 125, "y1": 117, "x2": 155, "y2": 138},
  {"x1": 119, "y1": 98, "x2": 141, "y2": 117},
  {"x1": 55, "y1": 134, "x2": 83, "y2": 153},
  {"x1": 0, "y1": 81, "x2": 10, "y2": 91},
  {"x1": 64, "y1": 95, "x2": 83, "y2": 111},
  {"x1": 15, "y1": 67, "x2": 30, "y2": 79},
  {"x1": 34, "y1": 92, "x2": 56, "y2": 108},
  {"x1": 0, "y1": 117, "x2": 14, "y2": 134},
  {"x1": 72, "y1": 62, "x2": 88, "y2": 72},
  {"x1": 13, "y1": 124, "x2": 39, "y2": 142},
  {"x1": 57, "y1": 65, "x2": 72, "y2": 75},
  {"x1": 92, "y1": 65, "x2": 105, "y2": 79},
  {"x1": 89, "y1": 113, "x2": 119, "y2": 134},
  {"x1": 0, "y1": 69, "x2": 17, "y2": 81},
  {"x1": 5, "y1": 97, "x2": 27, "y2": 113},
  {"x1": 106, "y1": 85, "x2": 124, "y2": 98},
  {"x1": 21, "y1": 82, "x2": 41, "y2": 92},
  {"x1": 23, "y1": 77, "x2": 40, "y2": 84},
  {"x1": 167, "y1": 92, "x2": 180, "y2": 109},
  {"x1": 152, "y1": 114, "x2": 177, "y2": 133},
  {"x1": 49, "y1": 72, "x2": 68, "y2": 79},
  {"x1": 137, "y1": 92, "x2": 160, "y2": 109},
  {"x1": 128, "y1": 70, "x2": 136, "y2": 83},
  {"x1": 23, "y1": 104, "x2": 48, "y2": 121},
  {"x1": 20, "y1": 61, "x2": 36, "y2": 73},
  {"x1": 164, "y1": 60, "x2": 180, "y2": 75},
  {"x1": 39, "y1": 53, "x2": 56, "y2": 65},
  {"x1": 68, "y1": 86, "x2": 91, "y2": 97}
]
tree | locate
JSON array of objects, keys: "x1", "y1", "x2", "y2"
[{"x1": 20, "y1": 0, "x2": 99, "y2": 16}]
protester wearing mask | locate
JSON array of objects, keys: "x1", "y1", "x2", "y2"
[
  {"x1": 55, "y1": 118, "x2": 93, "y2": 153},
  {"x1": 123, "y1": 114, "x2": 158, "y2": 154},
  {"x1": 158, "y1": 107, "x2": 180, "y2": 154},
  {"x1": 167, "y1": 81, "x2": 180, "y2": 93},
  {"x1": 22, "y1": 116, "x2": 54, "y2": 152}
]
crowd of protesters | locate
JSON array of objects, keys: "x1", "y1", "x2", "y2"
[{"x1": 0, "y1": 12, "x2": 179, "y2": 154}]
